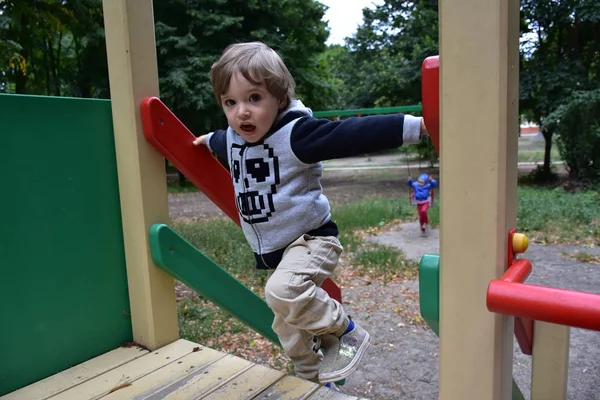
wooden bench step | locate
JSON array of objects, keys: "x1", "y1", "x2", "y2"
[{"x1": 1, "y1": 339, "x2": 364, "y2": 400}]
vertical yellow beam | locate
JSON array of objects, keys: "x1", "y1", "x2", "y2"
[
  {"x1": 531, "y1": 321, "x2": 570, "y2": 400},
  {"x1": 438, "y1": 0, "x2": 520, "y2": 399},
  {"x1": 102, "y1": 0, "x2": 179, "y2": 349}
]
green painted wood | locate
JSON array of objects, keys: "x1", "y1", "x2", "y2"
[
  {"x1": 148, "y1": 223, "x2": 280, "y2": 345},
  {"x1": 313, "y1": 105, "x2": 422, "y2": 118},
  {"x1": 0, "y1": 94, "x2": 132, "y2": 396},
  {"x1": 418, "y1": 254, "x2": 440, "y2": 335},
  {"x1": 417, "y1": 254, "x2": 526, "y2": 400}
]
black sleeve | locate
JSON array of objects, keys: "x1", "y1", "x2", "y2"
[
  {"x1": 208, "y1": 129, "x2": 230, "y2": 170},
  {"x1": 290, "y1": 114, "x2": 407, "y2": 164}
]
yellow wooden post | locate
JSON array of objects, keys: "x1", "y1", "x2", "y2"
[
  {"x1": 102, "y1": 0, "x2": 179, "y2": 350},
  {"x1": 438, "y1": 0, "x2": 520, "y2": 398},
  {"x1": 531, "y1": 321, "x2": 570, "y2": 400}
]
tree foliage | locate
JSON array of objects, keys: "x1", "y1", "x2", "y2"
[
  {"x1": 543, "y1": 89, "x2": 600, "y2": 181},
  {"x1": 0, "y1": 0, "x2": 332, "y2": 134},
  {"x1": 520, "y1": 0, "x2": 600, "y2": 179},
  {"x1": 0, "y1": 0, "x2": 108, "y2": 97},
  {"x1": 153, "y1": 0, "x2": 331, "y2": 133}
]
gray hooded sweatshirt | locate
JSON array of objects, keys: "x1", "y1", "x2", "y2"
[{"x1": 205, "y1": 100, "x2": 422, "y2": 269}]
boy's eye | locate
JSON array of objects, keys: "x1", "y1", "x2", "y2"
[
  {"x1": 249, "y1": 94, "x2": 261, "y2": 102},
  {"x1": 224, "y1": 99, "x2": 235, "y2": 106}
]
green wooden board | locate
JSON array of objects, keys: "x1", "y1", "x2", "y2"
[
  {"x1": 148, "y1": 223, "x2": 279, "y2": 345},
  {"x1": 0, "y1": 94, "x2": 132, "y2": 396}
]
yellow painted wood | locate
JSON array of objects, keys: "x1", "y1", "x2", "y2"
[
  {"x1": 200, "y1": 364, "x2": 286, "y2": 400},
  {"x1": 252, "y1": 375, "x2": 320, "y2": 400},
  {"x1": 47, "y1": 339, "x2": 205, "y2": 400},
  {"x1": 438, "y1": 0, "x2": 520, "y2": 399},
  {"x1": 104, "y1": 353, "x2": 249, "y2": 399},
  {"x1": 1, "y1": 346, "x2": 148, "y2": 400},
  {"x1": 531, "y1": 321, "x2": 570, "y2": 400},
  {"x1": 306, "y1": 386, "x2": 360, "y2": 400},
  {"x1": 101, "y1": 0, "x2": 178, "y2": 350}
]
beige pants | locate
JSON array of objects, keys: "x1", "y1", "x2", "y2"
[{"x1": 265, "y1": 234, "x2": 349, "y2": 381}]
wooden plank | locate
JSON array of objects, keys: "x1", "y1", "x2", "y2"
[
  {"x1": 101, "y1": 0, "x2": 178, "y2": 350},
  {"x1": 200, "y1": 364, "x2": 286, "y2": 400},
  {"x1": 1, "y1": 346, "x2": 148, "y2": 400},
  {"x1": 252, "y1": 375, "x2": 320, "y2": 400},
  {"x1": 48, "y1": 339, "x2": 207, "y2": 400},
  {"x1": 306, "y1": 386, "x2": 360, "y2": 400},
  {"x1": 438, "y1": 0, "x2": 520, "y2": 398},
  {"x1": 104, "y1": 353, "x2": 249, "y2": 400},
  {"x1": 530, "y1": 321, "x2": 570, "y2": 400}
]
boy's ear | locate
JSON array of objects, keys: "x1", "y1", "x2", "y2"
[{"x1": 278, "y1": 98, "x2": 287, "y2": 109}]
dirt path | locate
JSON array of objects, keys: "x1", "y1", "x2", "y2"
[
  {"x1": 167, "y1": 160, "x2": 598, "y2": 400},
  {"x1": 339, "y1": 222, "x2": 600, "y2": 400}
]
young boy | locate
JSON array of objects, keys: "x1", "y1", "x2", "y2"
[
  {"x1": 407, "y1": 173, "x2": 438, "y2": 235},
  {"x1": 193, "y1": 41, "x2": 429, "y2": 384}
]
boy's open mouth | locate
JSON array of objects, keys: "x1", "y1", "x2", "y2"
[{"x1": 240, "y1": 123, "x2": 256, "y2": 134}]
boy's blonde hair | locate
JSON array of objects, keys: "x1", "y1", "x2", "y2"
[{"x1": 210, "y1": 42, "x2": 295, "y2": 109}]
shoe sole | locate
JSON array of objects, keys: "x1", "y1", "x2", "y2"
[{"x1": 318, "y1": 331, "x2": 372, "y2": 383}]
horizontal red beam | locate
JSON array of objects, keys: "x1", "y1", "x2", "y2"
[{"x1": 487, "y1": 280, "x2": 600, "y2": 331}]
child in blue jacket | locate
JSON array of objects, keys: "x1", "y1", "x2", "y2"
[{"x1": 407, "y1": 173, "x2": 438, "y2": 235}]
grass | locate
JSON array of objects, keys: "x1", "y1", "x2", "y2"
[
  {"x1": 170, "y1": 182, "x2": 598, "y2": 368},
  {"x1": 517, "y1": 186, "x2": 600, "y2": 246},
  {"x1": 168, "y1": 181, "x2": 199, "y2": 193},
  {"x1": 171, "y1": 197, "x2": 423, "y2": 351},
  {"x1": 562, "y1": 251, "x2": 600, "y2": 265}
]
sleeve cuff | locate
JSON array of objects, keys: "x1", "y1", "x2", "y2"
[
  {"x1": 204, "y1": 132, "x2": 215, "y2": 153},
  {"x1": 402, "y1": 115, "x2": 422, "y2": 145}
]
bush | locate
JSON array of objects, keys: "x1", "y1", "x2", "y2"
[{"x1": 543, "y1": 89, "x2": 600, "y2": 182}]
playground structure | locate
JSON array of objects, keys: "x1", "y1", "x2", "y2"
[{"x1": 3, "y1": 0, "x2": 600, "y2": 399}]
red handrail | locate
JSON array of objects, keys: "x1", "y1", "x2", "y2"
[{"x1": 487, "y1": 259, "x2": 600, "y2": 332}]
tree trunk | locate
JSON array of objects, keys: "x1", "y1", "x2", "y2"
[{"x1": 543, "y1": 130, "x2": 553, "y2": 176}]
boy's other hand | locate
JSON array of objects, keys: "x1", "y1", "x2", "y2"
[{"x1": 193, "y1": 135, "x2": 208, "y2": 146}]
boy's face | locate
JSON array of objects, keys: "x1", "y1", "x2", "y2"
[
  {"x1": 220, "y1": 72, "x2": 284, "y2": 143},
  {"x1": 418, "y1": 181, "x2": 425, "y2": 186}
]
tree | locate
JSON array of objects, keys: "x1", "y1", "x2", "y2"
[
  {"x1": 344, "y1": 0, "x2": 439, "y2": 108},
  {"x1": 520, "y1": 0, "x2": 600, "y2": 180},
  {"x1": 0, "y1": 0, "x2": 108, "y2": 97},
  {"x1": 153, "y1": 0, "x2": 332, "y2": 136}
]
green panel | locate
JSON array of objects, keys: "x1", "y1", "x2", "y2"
[
  {"x1": 0, "y1": 94, "x2": 132, "y2": 396},
  {"x1": 313, "y1": 105, "x2": 422, "y2": 118},
  {"x1": 148, "y1": 224, "x2": 279, "y2": 346},
  {"x1": 418, "y1": 254, "x2": 440, "y2": 335},
  {"x1": 417, "y1": 254, "x2": 525, "y2": 400}
]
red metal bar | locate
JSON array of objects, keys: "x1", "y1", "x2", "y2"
[
  {"x1": 487, "y1": 280, "x2": 600, "y2": 331},
  {"x1": 501, "y1": 259, "x2": 532, "y2": 283},
  {"x1": 499, "y1": 258, "x2": 535, "y2": 354}
]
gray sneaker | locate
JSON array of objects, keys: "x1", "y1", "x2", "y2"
[{"x1": 318, "y1": 321, "x2": 371, "y2": 383}]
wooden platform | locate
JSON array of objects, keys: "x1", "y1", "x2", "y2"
[{"x1": 2, "y1": 339, "x2": 364, "y2": 400}]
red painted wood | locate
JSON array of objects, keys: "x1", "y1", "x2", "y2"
[
  {"x1": 140, "y1": 96, "x2": 240, "y2": 225},
  {"x1": 487, "y1": 280, "x2": 600, "y2": 331},
  {"x1": 421, "y1": 56, "x2": 440, "y2": 155},
  {"x1": 322, "y1": 278, "x2": 342, "y2": 305},
  {"x1": 514, "y1": 316, "x2": 534, "y2": 355},
  {"x1": 140, "y1": 96, "x2": 342, "y2": 304}
]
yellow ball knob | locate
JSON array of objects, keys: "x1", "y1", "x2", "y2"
[{"x1": 512, "y1": 233, "x2": 529, "y2": 254}]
